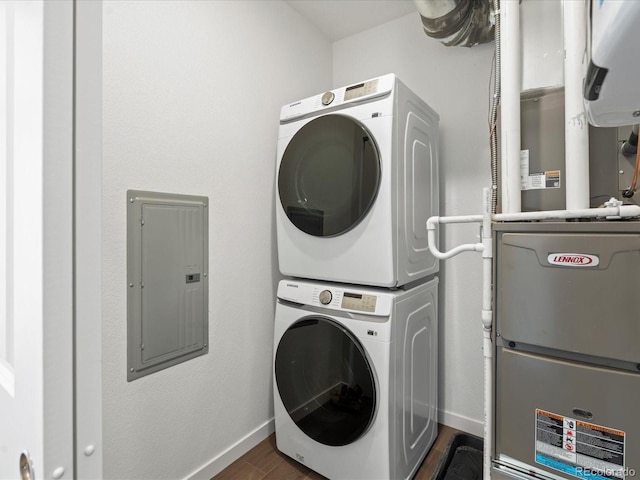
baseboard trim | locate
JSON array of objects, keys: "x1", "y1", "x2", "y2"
[
  {"x1": 438, "y1": 408, "x2": 484, "y2": 437},
  {"x1": 184, "y1": 418, "x2": 276, "y2": 480},
  {"x1": 183, "y1": 411, "x2": 479, "y2": 479}
]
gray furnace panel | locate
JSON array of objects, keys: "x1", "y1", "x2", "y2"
[
  {"x1": 496, "y1": 231, "x2": 640, "y2": 364},
  {"x1": 495, "y1": 348, "x2": 640, "y2": 478},
  {"x1": 127, "y1": 190, "x2": 209, "y2": 381}
]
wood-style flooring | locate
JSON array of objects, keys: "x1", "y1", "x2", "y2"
[{"x1": 212, "y1": 424, "x2": 460, "y2": 480}]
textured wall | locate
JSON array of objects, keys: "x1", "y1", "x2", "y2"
[{"x1": 102, "y1": 2, "x2": 332, "y2": 478}]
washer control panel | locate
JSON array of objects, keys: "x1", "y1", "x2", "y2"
[
  {"x1": 277, "y1": 280, "x2": 392, "y2": 316},
  {"x1": 340, "y1": 292, "x2": 377, "y2": 312}
]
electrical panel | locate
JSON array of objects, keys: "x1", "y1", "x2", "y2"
[{"x1": 127, "y1": 190, "x2": 209, "y2": 381}]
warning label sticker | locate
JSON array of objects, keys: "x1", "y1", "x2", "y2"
[
  {"x1": 535, "y1": 409, "x2": 629, "y2": 479},
  {"x1": 519, "y1": 149, "x2": 562, "y2": 191},
  {"x1": 524, "y1": 170, "x2": 561, "y2": 190}
]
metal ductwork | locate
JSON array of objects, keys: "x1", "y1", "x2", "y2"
[{"x1": 414, "y1": 0, "x2": 494, "y2": 47}]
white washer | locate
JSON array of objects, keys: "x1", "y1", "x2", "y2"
[
  {"x1": 276, "y1": 74, "x2": 439, "y2": 288},
  {"x1": 273, "y1": 278, "x2": 438, "y2": 480}
]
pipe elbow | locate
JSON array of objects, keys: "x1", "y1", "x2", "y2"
[{"x1": 426, "y1": 216, "x2": 440, "y2": 230}]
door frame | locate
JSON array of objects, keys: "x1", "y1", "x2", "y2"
[
  {"x1": 73, "y1": 1, "x2": 103, "y2": 478},
  {"x1": 1, "y1": 2, "x2": 102, "y2": 477}
]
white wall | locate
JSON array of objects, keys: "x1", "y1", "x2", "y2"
[
  {"x1": 333, "y1": 3, "x2": 564, "y2": 435},
  {"x1": 102, "y1": 2, "x2": 332, "y2": 478}
]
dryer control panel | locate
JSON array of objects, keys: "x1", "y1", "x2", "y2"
[
  {"x1": 344, "y1": 79, "x2": 380, "y2": 101},
  {"x1": 280, "y1": 73, "x2": 395, "y2": 122},
  {"x1": 277, "y1": 280, "x2": 392, "y2": 316}
]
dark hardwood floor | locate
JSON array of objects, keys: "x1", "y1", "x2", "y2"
[{"x1": 212, "y1": 424, "x2": 460, "y2": 480}]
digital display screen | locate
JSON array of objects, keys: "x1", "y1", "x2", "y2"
[
  {"x1": 343, "y1": 292, "x2": 362, "y2": 299},
  {"x1": 346, "y1": 83, "x2": 365, "y2": 92},
  {"x1": 344, "y1": 80, "x2": 378, "y2": 101},
  {"x1": 341, "y1": 292, "x2": 376, "y2": 312}
]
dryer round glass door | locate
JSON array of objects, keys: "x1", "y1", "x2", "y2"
[
  {"x1": 278, "y1": 115, "x2": 381, "y2": 237},
  {"x1": 274, "y1": 317, "x2": 377, "y2": 447}
]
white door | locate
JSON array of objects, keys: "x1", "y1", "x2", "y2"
[{"x1": 0, "y1": 1, "x2": 75, "y2": 479}]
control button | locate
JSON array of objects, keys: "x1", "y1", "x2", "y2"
[
  {"x1": 319, "y1": 290, "x2": 333, "y2": 305},
  {"x1": 321, "y1": 91, "x2": 335, "y2": 106}
]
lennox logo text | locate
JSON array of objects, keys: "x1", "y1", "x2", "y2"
[{"x1": 547, "y1": 253, "x2": 600, "y2": 267}]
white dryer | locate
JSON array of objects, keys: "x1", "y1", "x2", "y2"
[
  {"x1": 276, "y1": 74, "x2": 439, "y2": 288},
  {"x1": 273, "y1": 278, "x2": 438, "y2": 480}
]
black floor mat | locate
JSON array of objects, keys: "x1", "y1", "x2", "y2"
[{"x1": 433, "y1": 433, "x2": 483, "y2": 480}]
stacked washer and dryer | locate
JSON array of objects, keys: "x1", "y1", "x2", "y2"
[{"x1": 273, "y1": 74, "x2": 440, "y2": 480}]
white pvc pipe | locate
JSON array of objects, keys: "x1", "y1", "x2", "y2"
[
  {"x1": 426, "y1": 231, "x2": 482, "y2": 259},
  {"x1": 437, "y1": 215, "x2": 484, "y2": 225},
  {"x1": 483, "y1": 329, "x2": 493, "y2": 479},
  {"x1": 564, "y1": 0, "x2": 590, "y2": 210},
  {"x1": 426, "y1": 216, "x2": 483, "y2": 260},
  {"x1": 481, "y1": 188, "x2": 494, "y2": 480},
  {"x1": 499, "y1": 0, "x2": 522, "y2": 214},
  {"x1": 427, "y1": 205, "x2": 640, "y2": 247},
  {"x1": 494, "y1": 204, "x2": 640, "y2": 221},
  {"x1": 427, "y1": 204, "x2": 640, "y2": 262}
]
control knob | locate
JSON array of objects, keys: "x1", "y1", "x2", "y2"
[
  {"x1": 319, "y1": 290, "x2": 333, "y2": 305},
  {"x1": 321, "y1": 91, "x2": 335, "y2": 106}
]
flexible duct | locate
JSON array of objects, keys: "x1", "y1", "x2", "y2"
[{"x1": 414, "y1": 0, "x2": 494, "y2": 47}]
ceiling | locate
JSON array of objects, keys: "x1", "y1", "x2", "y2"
[{"x1": 286, "y1": 0, "x2": 418, "y2": 42}]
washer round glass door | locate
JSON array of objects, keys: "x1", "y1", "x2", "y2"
[
  {"x1": 278, "y1": 115, "x2": 381, "y2": 237},
  {"x1": 274, "y1": 317, "x2": 377, "y2": 447}
]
